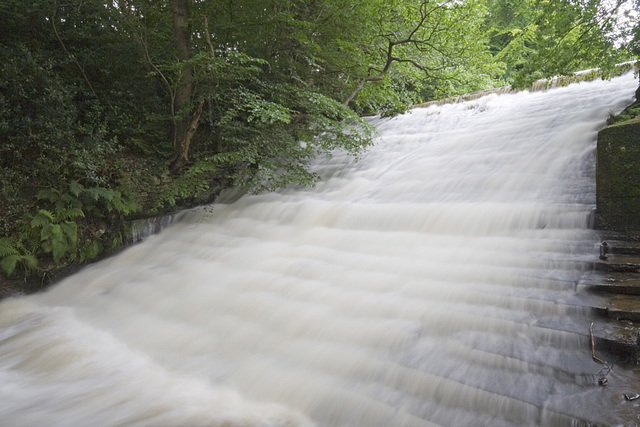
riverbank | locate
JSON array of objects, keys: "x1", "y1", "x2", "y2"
[
  {"x1": 0, "y1": 154, "x2": 225, "y2": 299},
  {"x1": 2, "y1": 70, "x2": 637, "y2": 301}
]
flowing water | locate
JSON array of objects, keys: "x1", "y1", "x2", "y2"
[{"x1": 2, "y1": 74, "x2": 639, "y2": 427}]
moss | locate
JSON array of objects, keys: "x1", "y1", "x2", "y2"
[
  {"x1": 608, "y1": 102, "x2": 640, "y2": 126},
  {"x1": 608, "y1": 114, "x2": 640, "y2": 128},
  {"x1": 596, "y1": 118, "x2": 640, "y2": 232}
]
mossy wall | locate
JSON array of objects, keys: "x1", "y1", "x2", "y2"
[{"x1": 596, "y1": 117, "x2": 640, "y2": 232}]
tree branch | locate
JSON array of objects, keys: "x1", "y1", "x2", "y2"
[
  {"x1": 203, "y1": 15, "x2": 216, "y2": 59},
  {"x1": 50, "y1": 1, "x2": 97, "y2": 97},
  {"x1": 342, "y1": 0, "x2": 456, "y2": 106}
]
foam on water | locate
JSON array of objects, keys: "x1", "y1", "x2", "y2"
[{"x1": 1, "y1": 74, "x2": 638, "y2": 426}]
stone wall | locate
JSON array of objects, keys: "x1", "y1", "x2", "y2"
[{"x1": 596, "y1": 117, "x2": 640, "y2": 232}]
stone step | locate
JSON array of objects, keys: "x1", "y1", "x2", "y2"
[
  {"x1": 587, "y1": 280, "x2": 640, "y2": 296},
  {"x1": 604, "y1": 240, "x2": 640, "y2": 256},
  {"x1": 595, "y1": 255, "x2": 640, "y2": 273},
  {"x1": 591, "y1": 319, "x2": 640, "y2": 365},
  {"x1": 575, "y1": 282, "x2": 640, "y2": 321},
  {"x1": 535, "y1": 315, "x2": 640, "y2": 364},
  {"x1": 605, "y1": 294, "x2": 640, "y2": 322},
  {"x1": 584, "y1": 235, "x2": 640, "y2": 369},
  {"x1": 579, "y1": 272, "x2": 640, "y2": 296}
]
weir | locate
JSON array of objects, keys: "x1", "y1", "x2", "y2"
[{"x1": 1, "y1": 73, "x2": 639, "y2": 426}]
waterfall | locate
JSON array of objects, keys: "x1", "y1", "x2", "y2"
[
  {"x1": 1, "y1": 74, "x2": 638, "y2": 427},
  {"x1": 128, "y1": 212, "x2": 186, "y2": 245}
]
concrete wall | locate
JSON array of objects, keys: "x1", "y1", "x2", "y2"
[{"x1": 596, "y1": 117, "x2": 640, "y2": 232}]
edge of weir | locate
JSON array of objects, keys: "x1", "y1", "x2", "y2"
[{"x1": 413, "y1": 61, "x2": 638, "y2": 109}]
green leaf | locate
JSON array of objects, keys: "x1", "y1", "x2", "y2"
[
  {"x1": 44, "y1": 223, "x2": 68, "y2": 262},
  {"x1": 22, "y1": 254, "x2": 38, "y2": 271},
  {"x1": 79, "y1": 241, "x2": 102, "y2": 262},
  {"x1": 86, "y1": 187, "x2": 113, "y2": 202},
  {"x1": 0, "y1": 254, "x2": 19, "y2": 276},
  {"x1": 36, "y1": 188, "x2": 61, "y2": 203},
  {"x1": 0, "y1": 238, "x2": 19, "y2": 257},
  {"x1": 58, "y1": 207, "x2": 85, "y2": 220},
  {"x1": 31, "y1": 210, "x2": 55, "y2": 228},
  {"x1": 60, "y1": 221, "x2": 78, "y2": 245},
  {"x1": 69, "y1": 181, "x2": 84, "y2": 197}
]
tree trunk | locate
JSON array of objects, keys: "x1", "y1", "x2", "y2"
[
  {"x1": 343, "y1": 41, "x2": 394, "y2": 106},
  {"x1": 170, "y1": 0, "x2": 195, "y2": 171}
]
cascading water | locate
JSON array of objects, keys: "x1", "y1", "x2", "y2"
[{"x1": 1, "y1": 74, "x2": 639, "y2": 427}]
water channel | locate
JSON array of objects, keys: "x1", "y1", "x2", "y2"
[{"x1": 1, "y1": 73, "x2": 639, "y2": 426}]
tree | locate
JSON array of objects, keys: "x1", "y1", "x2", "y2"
[
  {"x1": 486, "y1": 0, "x2": 635, "y2": 86},
  {"x1": 625, "y1": 0, "x2": 640, "y2": 57},
  {"x1": 169, "y1": 0, "x2": 205, "y2": 171},
  {"x1": 341, "y1": 0, "x2": 498, "y2": 107},
  {"x1": 0, "y1": 0, "x2": 146, "y2": 279},
  {"x1": 2, "y1": 0, "x2": 636, "y2": 283}
]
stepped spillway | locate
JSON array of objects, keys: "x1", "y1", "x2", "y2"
[{"x1": 1, "y1": 73, "x2": 640, "y2": 426}]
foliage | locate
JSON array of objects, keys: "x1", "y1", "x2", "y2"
[
  {"x1": 0, "y1": 181, "x2": 139, "y2": 278},
  {"x1": 609, "y1": 102, "x2": 640, "y2": 124},
  {"x1": 486, "y1": 0, "x2": 636, "y2": 87},
  {"x1": 30, "y1": 209, "x2": 81, "y2": 263},
  {"x1": 0, "y1": 238, "x2": 38, "y2": 277},
  {"x1": 0, "y1": 0, "x2": 636, "y2": 285}
]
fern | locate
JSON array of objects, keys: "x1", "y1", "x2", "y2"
[
  {"x1": 78, "y1": 240, "x2": 102, "y2": 262},
  {"x1": 69, "y1": 180, "x2": 84, "y2": 197},
  {"x1": 22, "y1": 254, "x2": 38, "y2": 270},
  {"x1": 25, "y1": 182, "x2": 140, "y2": 267},
  {"x1": 80, "y1": 185, "x2": 140, "y2": 215},
  {"x1": 57, "y1": 207, "x2": 85, "y2": 221},
  {"x1": 0, "y1": 238, "x2": 19, "y2": 258},
  {"x1": 1, "y1": 254, "x2": 21, "y2": 276},
  {"x1": 85, "y1": 186, "x2": 114, "y2": 202},
  {"x1": 30, "y1": 209, "x2": 56, "y2": 227},
  {"x1": 35, "y1": 188, "x2": 62, "y2": 204},
  {"x1": 30, "y1": 210, "x2": 79, "y2": 263},
  {"x1": 60, "y1": 221, "x2": 78, "y2": 245},
  {"x1": 101, "y1": 190, "x2": 139, "y2": 214},
  {"x1": 0, "y1": 238, "x2": 38, "y2": 277},
  {"x1": 40, "y1": 223, "x2": 67, "y2": 262}
]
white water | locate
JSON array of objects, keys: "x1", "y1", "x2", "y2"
[{"x1": 1, "y1": 74, "x2": 638, "y2": 426}]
